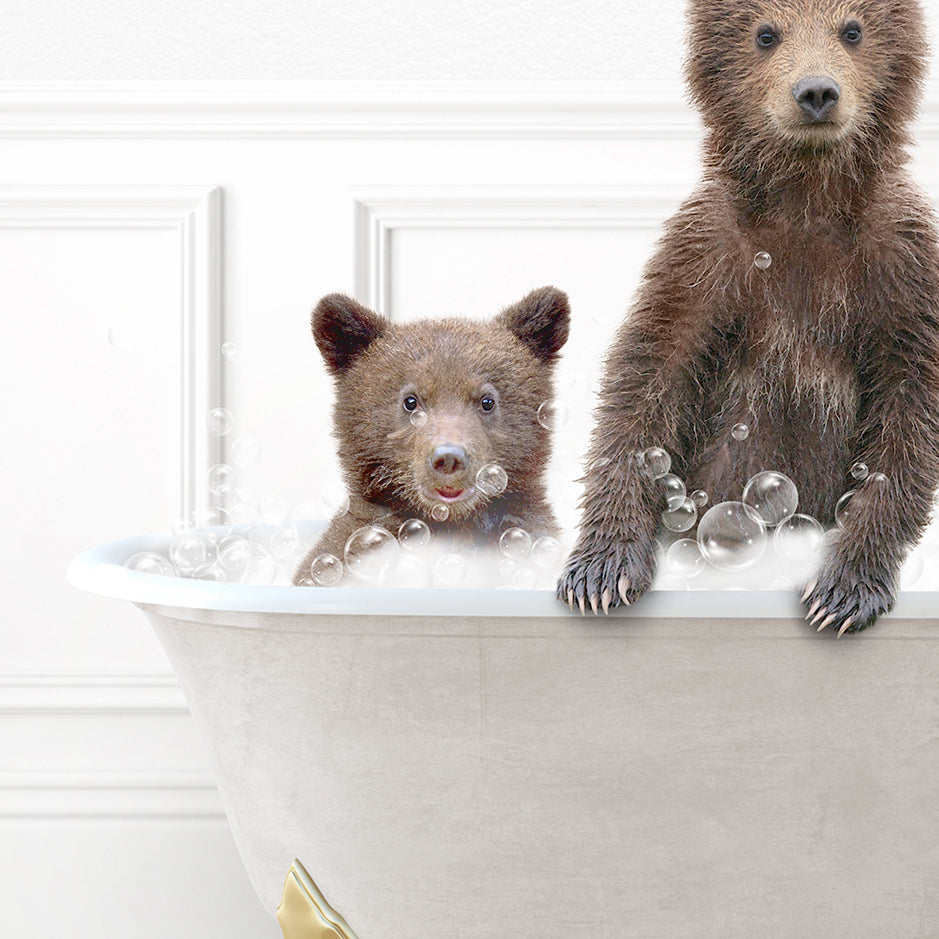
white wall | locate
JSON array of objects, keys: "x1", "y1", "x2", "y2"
[{"x1": 4, "y1": 2, "x2": 939, "y2": 937}]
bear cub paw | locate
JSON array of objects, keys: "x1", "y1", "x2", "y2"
[
  {"x1": 556, "y1": 535, "x2": 656, "y2": 614},
  {"x1": 801, "y1": 561, "x2": 897, "y2": 636}
]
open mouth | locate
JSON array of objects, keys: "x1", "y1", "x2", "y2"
[{"x1": 432, "y1": 486, "x2": 475, "y2": 504}]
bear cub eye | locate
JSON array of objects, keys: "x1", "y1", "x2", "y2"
[
  {"x1": 841, "y1": 21, "x2": 862, "y2": 45},
  {"x1": 403, "y1": 394, "x2": 420, "y2": 412},
  {"x1": 479, "y1": 394, "x2": 496, "y2": 413},
  {"x1": 755, "y1": 25, "x2": 778, "y2": 49}
]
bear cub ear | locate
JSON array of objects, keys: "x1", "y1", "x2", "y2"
[
  {"x1": 312, "y1": 293, "x2": 387, "y2": 375},
  {"x1": 497, "y1": 286, "x2": 570, "y2": 363}
]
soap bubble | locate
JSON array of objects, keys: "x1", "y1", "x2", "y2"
[
  {"x1": 435, "y1": 553, "x2": 468, "y2": 586},
  {"x1": 697, "y1": 501, "x2": 767, "y2": 571},
  {"x1": 773, "y1": 514, "x2": 824, "y2": 560},
  {"x1": 206, "y1": 463, "x2": 235, "y2": 494},
  {"x1": 661, "y1": 497, "x2": 697, "y2": 532},
  {"x1": 656, "y1": 473, "x2": 687, "y2": 510},
  {"x1": 206, "y1": 408, "x2": 234, "y2": 436},
  {"x1": 221, "y1": 341, "x2": 240, "y2": 362},
  {"x1": 310, "y1": 553, "x2": 343, "y2": 586},
  {"x1": 190, "y1": 506, "x2": 232, "y2": 539},
  {"x1": 531, "y1": 535, "x2": 563, "y2": 570},
  {"x1": 476, "y1": 463, "x2": 509, "y2": 496},
  {"x1": 242, "y1": 556, "x2": 279, "y2": 585},
  {"x1": 665, "y1": 538, "x2": 705, "y2": 577},
  {"x1": 537, "y1": 399, "x2": 570, "y2": 431},
  {"x1": 431, "y1": 504, "x2": 449, "y2": 522},
  {"x1": 217, "y1": 536, "x2": 253, "y2": 573},
  {"x1": 124, "y1": 551, "x2": 174, "y2": 577},
  {"x1": 850, "y1": 461, "x2": 869, "y2": 481},
  {"x1": 170, "y1": 532, "x2": 208, "y2": 575},
  {"x1": 270, "y1": 526, "x2": 303, "y2": 561},
  {"x1": 232, "y1": 437, "x2": 262, "y2": 467},
  {"x1": 868, "y1": 472, "x2": 888, "y2": 486},
  {"x1": 394, "y1": 554, "x2": 433, "y2": 588},
  {"x1": 754, "y1": 251, "x2": 772, "y2": 270},
  {"x1": 731, "y1": 423, "x2": 749, "y2": 441},
  {"x1": 107, "y1": 325, "x2": 136, "y2": 349},
  {"x1": 296, "y1": 577, "x2": 315, "y2": 587},
  {"x1": 500, "y1": 527, "x2": 532, "y2": 560},
  {"x1": 190, "y1": 564, "x2": 226, "y2": 582},
  {"x1": 690, "y1": 489, "x2": 709, "y2": 508},
  {"x1": 410, "y1": 410, "x2": 428, "y2": 428},
  {"x1": 742, "y1": 471, "x2": 798, "y2": 527},
  {"x1": 398, "y1": 518, "x2": 431, "y2": 551},
  {"x1": 171, "y1": 517, "x2": 195, "y2": 537},
  {"x1": 835, "y1": 490, "x2": 857, "y2": 528},
  {"x1": 344, "y1": 526, "x2": 399, "y2": 582},
  {"x1": 257, "y1": 493, "x2": 287, "y2": 526},
  {"x1": 320, "y1": 483, "x2": 350, "y2": 518},
  {"x1": 641, "y1": 447, "x2": 671, "y2": 477}
]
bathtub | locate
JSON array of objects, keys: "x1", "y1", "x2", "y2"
[{"x1": 69, "y1": 530, "x2": 939, "y2": 938}]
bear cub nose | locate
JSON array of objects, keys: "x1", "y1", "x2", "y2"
[
  {"x1": 793, "y1": 77, "x2": 841, "y2": 121},
  {"x1": 430, "y1": 444, "x2": 467, "y2": 476}
]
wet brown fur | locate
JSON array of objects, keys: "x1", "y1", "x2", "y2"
[
  {"x1": 558, "y1": 0, "x2": 939, "y2": 631},
  {"x1": 295, "y1": 287, "x2": 570, "y2": 585}
]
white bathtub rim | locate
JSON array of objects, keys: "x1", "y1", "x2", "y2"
[{"x1": 67, "y1": 530, "x2": 939, "y2": 621}]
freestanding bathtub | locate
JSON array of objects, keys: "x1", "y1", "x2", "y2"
[{"x1": 69, "y1": 531, "x2": 939, "y2": 938}]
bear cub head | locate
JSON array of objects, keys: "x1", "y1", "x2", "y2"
[
  {"x1": 313, "y1": 287, "x2": 570, "y2": 527},
  {"x1": 686, "y1": 0, "x2": 928, "y2": 174}
]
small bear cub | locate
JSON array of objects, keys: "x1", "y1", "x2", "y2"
[{"x1": 294, "y1": 287, "x2": 570, "y2": 586}]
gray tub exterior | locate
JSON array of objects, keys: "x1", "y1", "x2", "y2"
[{"x1": 70, "y1": 534, "x2": 939, "y2": 938}]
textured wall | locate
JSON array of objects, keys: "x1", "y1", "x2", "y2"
[{"x1": 6, "y1": 0, "x2": 687, "y2": 81}]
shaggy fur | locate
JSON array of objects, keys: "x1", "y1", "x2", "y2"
[
  {"x1": 294, "y1": 287, "x2": 570, "y2": 585},
  {"x1": 558, "y1": 0, "x2": 939, "y2": 632}
]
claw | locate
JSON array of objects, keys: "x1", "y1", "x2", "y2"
[
  {"x1": 810, "y1": 605, "x2": 828, "y2": 626},
  {"x1": 817, "y1": 611, "x2": 838, "y2": 632},
  {"x1": 567, "y1": 588, "x2": 574, "y2": 612},
  {"x1": 590, "y1": 594, "x2": 599, "y2": 615},
  {"x1": 837, "y1": 618, "x2": 853, "y2": 638},
  {"x1": 578, "y1": 595, "x2": 586, "y2": 616},
  {"x1": 617, "y1": 573, "x2": 631, "y2": 605},
  {"x1": 801, "y1": 579, "x2": 817, "y2": 603},
  {"x1": 601, "y1": 588, "x2": 611, "y2": 615},
  {"x1": 806, "y1": 598, "x2": 823, "y2": 621}
]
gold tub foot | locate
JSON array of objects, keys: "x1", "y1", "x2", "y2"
[{"x1": 277, "y1": 859, "x2": 360, "y2": 939}]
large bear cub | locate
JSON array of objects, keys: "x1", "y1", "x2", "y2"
[
  {"x1": 558, "y1": 0, "x2": 939, "y2": 632},
  {"x1": 294, "y1": 287, "x2": 570, "y2": 585}
]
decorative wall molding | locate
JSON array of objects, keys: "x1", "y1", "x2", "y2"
[
  {"x1": 0, "y1": 672, "x2": 224, "y2": 822},
  {"x1": 0, "y1": 671, "x2": 186, "y2": 715},
  {"x1": 0, "y1": 185, "x2": 223, "y2": 520},
  {"x1": 0, "y1": 772, "x2": 223, "y2": 822},
  {"x1": 0, "y1": 80, "x2": 701, "y2": 139},
  {"x1": 1, "y1": 80, "x2": 938, "y2": 140},
  {"x1": 353, "y1": 185, "x2": 686, "y2": 315}
]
